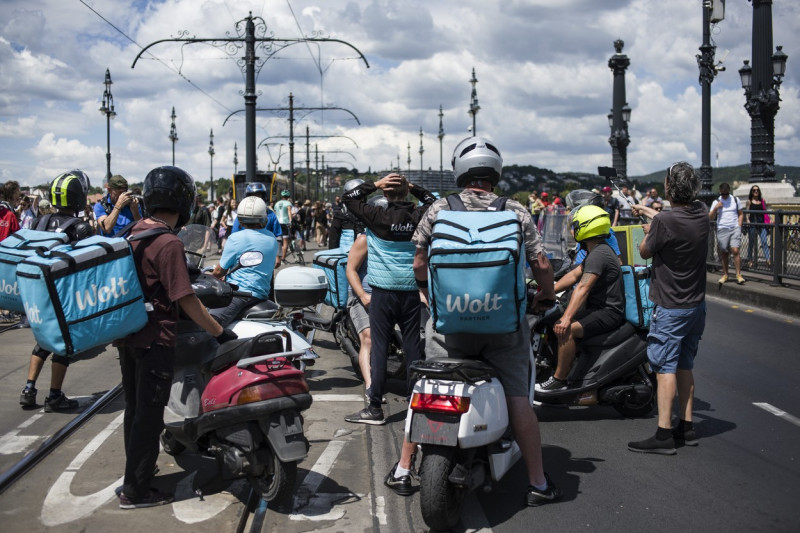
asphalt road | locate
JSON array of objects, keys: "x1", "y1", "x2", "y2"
[{"x1": 0, "y1": 296, "x2": 797, "y2": 532}]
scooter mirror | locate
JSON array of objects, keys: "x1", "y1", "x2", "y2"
[{"x1": 239, "y1": 251, "x2": 264, "y2": 268}]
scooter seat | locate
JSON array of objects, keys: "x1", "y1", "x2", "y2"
[
  {"x1": 240, "y1": 300, "x2": 280, "y2": 320},
  {"x1": 581, "y1": 321, "x2": 637, "y2": 348},
  {"x1": 410, "y1": 357, "x2": 498, "y2": 383},
  {"x1": 207, "y1": 331, "x2": 289, "y2": 373}
]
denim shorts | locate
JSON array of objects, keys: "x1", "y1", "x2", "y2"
[{"x1": 647, "y1": 303, "x2": 706, "y2": 374}]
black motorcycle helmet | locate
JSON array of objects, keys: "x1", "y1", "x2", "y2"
[
  {"x1": 143, "y1": 166, "x2": 196, "y2": 228},
  {"x1": 50, "y1": 170, "x2": 90, "y2": 212}
]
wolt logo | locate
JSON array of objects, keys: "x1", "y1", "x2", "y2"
[
  {"x1": 1, "y1": 278, "x2": 19, "y2": 296},
  {"x1": 445, "y1": 292, "x2": 503, "y2": 314},
  {"x1": 25, "y1": 302, "x2": 43, "y2": 324},
  {"x1": 75, "y1": 277, "x2": 131, "y2": 311}
]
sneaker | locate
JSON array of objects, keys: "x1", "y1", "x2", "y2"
[
  {"x1": 672, "y1": 426, "x2": 699, "y2": 446},
  {"x1": 19, "y1": 387, "x2": 37, "y2": 407},
  {"x1": 736, "y1": 275, "x2": 746, "y2": 285},
  {"x1": 119, "y1": 489, "x2": 174, "y2": 509},
  {"x1": 535, "y1": 376, "x2": 567, "y2": 393},
  {"x1": 344, "y1": 406, "x2": 385, "y2": 425},
  {"x1": 384, "y1": 462, "x2": 415, "y2": 496},
  {"x1": 627, "y1": 434, "x2": 677, "y2": 455},
  {"x1": 44, "y1": 392, "x2": 79, "y2": 413},
  {"x1": 526, "y1": 473, "x2": 562, "y2": 507},
  {"x1": 718, "y1": 274, "x2": 728, "y2": 284}
]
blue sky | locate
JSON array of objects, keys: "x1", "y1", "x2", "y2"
[{"x1": 1, "y1": 0, "x2": 798, "y2": 188}]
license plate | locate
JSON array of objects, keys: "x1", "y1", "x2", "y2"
[{"x1": 410, "y1": 413, "x2": 460, "y2": 446}]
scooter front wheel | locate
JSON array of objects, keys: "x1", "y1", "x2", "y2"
[{"x1": 419, "y1": 445, "x2": 467, "y2": 532}]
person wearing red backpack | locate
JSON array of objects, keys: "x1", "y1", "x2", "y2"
[{"x1": 19, "y1": 171, "x2": 94, "y2": 411}]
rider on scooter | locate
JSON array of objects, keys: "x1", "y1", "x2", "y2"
[
  {"x1": 210, "y1": 196, "x2": 280, "y2": 326},
  {"x1": 230, "y1": 182, "x2": 283, "y2": 239},
  {"x1": 535, "y1": 205, "x2": 625, "y2": 393}
]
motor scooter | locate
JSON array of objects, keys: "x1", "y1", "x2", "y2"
[
  {"x1": 161, "y1": 260, "x2": 327, "y2": 505},
  {"x1": 405, "y1": 356, "x2": 529, "y2": 532}
]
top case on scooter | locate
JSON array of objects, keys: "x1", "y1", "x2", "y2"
[{"x1": 313, "y1": 248, "x2": 349, "y2": 309}]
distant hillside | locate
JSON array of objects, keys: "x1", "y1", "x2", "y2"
[{"x1": 631, "y1": 164, "x2": 800, "y2": 189}]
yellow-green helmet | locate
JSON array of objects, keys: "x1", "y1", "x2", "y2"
[{"x1": 571, "y1": 205, "x2": 611, "y2": 242}]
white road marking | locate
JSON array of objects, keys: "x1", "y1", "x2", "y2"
[
  {"x1": 40, "y1": 413, "x2": 125, "y2": 527},
  {"x1": 290, "y1": 439, "x2": 354, "y2": 521},
  {"x1": 312, "y1": 394, "x2": 365, "y2": 402},
  {"x1": 0, "y1": 413, "x2": 46, "y2": 455},
  {"x1": 753, "y1": 402, "x2": 800, "y2": 428},
  {"x1": 172, "y1": 472, "x2": 240, "y2": 524},
  {"x1": 375, "y1": 495, "x2": 387, "y2": 526}
]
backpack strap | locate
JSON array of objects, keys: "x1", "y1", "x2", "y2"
[
  {"x1": 54, "y1": 217, "x2": 79, "y2": 234},
  {"x1": 34, "y1": 214, "x2": 54, "y2": 231},
  {"x1": 127, "y1": 226, "x2": 173, "y2": 242},
  {"x1": 446, "y1": 194, "x2": 467, "y2": 211},
  {"x1": 114, "y1": 220, "x2": 139, "y2": 238},
  {"x1": 487, "y1": 196, "x2": 508, "y2": 211}
]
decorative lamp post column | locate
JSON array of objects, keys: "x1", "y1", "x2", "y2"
[
  {"x1": 739, "y1": 0, "x2": 788, "y2": 183},
  {"x1": 169, "y1": 107, "x2": 178, "y2": 166},
  {"x1": 419, "y1": 127, "x2": 424, "y2": 183},
  {"x1": 697, "y1": 0, "x2": 726, "y2": 203},
  {"x1": 98, "y1": 69, "x2": 116, "y2": 181},
  {"x1": 233, "y1": 142, "x2": 239, "y2": 175},
  {"x1": 208, "y1": 129, "x2": 215, "y2": 201},
  {"x1": 438, "y1": 105, "x2": 445, "y2": 196},
  {"x1": 407, "y1": 142, "x2": 411, "y2": 175},
  {"x1": 608, "y1": 40, "x2": 631, "y2": 180},
  {"x1": 468, "y1": 67, "x2": 480, "y2": 136}
]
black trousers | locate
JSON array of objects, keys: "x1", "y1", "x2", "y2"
[
  {"x1": 119, "y1": 343, "x2": 174, "y2": 498},
  {"x1": 367, "y1": 288, "x2": 423, "y2": 408}
]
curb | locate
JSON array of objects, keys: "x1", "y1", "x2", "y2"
[{"x1": 705, "y1": 273, "x2": 800, "y2": 319}]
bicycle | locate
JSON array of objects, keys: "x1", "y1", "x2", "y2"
[{"x1": 285, "y1": 238, "x2": 306, "y2": 265}]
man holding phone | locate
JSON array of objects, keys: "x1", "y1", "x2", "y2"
[{"x1": 95, "y1": 174, "x2": 142, "y2": 236}]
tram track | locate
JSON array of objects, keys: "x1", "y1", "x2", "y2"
[{"x1": 0, "y1": 382, "x2": 123, "y2": 495}]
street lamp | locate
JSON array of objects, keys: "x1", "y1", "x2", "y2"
[
  {"x1": 438, "y1": 105, "x2": 445, "y2": 196},
  {"x1": 407, "y1": 142, "x2": 411, "y2": 175},
  {"x1": 419, "y1": 127, "x2": 424, "y2": 183},
  {"x1": 233, "y1": 142, "x2": 239, "y2": 175},
  {"x1": 98, "y1": 68, "x2": 116, "y2": 181},
  {"x1": 738, "y1": 0, "x2": 788, "y2": 184},
  {"x1": 168, "y1": 107, "x2": 178, "y2": 166},
  {"x1": 697, "y1": 0, "x2": 725, "y2": 203},
  {"x1": 608, "y1": 39, "x2": 631, "y2": 180},
  {"x1": 208, "y1": 129, "x2": 215, "y2": 201},
  {"x1": 468, "y1": 67, "x2": 480, "y2": 136}
]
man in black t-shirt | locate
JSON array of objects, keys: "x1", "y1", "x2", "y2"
[
  {"x1": 536, "y1": 205, "x2": 625, "y2": 392},
  {"x1": 628, "y1": 162, "x2": 708, "y2": 455}
]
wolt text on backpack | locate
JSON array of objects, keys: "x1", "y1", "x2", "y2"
[{"x1": 428, "y1": 195, "x2": 526, "y2": 335}]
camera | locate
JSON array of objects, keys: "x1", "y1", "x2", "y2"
[{"x1": 597, "y1": 166, "x2": 617, "y2": 179}]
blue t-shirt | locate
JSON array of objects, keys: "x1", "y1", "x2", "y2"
[
  {"x1": 232, "y1": 210, "x2": 282, "y2": 238},
  {"x1": 93, "y1": 195, "x2": 142, "y2": 236},
  {"x1": 575, "y1": 231, "x2": 621, "y2": 265},
  {"x1": 220, "y1": 229, "x2": 279, "y2": 300}
]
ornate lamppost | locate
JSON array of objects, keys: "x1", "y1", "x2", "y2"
[
  {"x1": 738, "y1": 0, "x2": 788, "y2": 183},
  {"x1": 419, "y1": 127, "x2": 424, "y2": 183},
  {"x1": 233, "y1": 142, "x2": 239, "y2": 175},
  {"x1": 168, "y1": 107, "x2": 178, "y2": 166},
  {"x1": 697, "y1": 0, "x2": 726, "y2": 203},
  {"x1": 407, "y1": 142, "x2": 411, "y2": 175},
  {"x1": 98, "y1": 69, "x2": 116, "y2": 181},
  {"x1": 208, "y1": 129, "x2": 215, "y2": 201},
  {"x1": 468, "y1": 67, "x2": 480, "y2": 135},
  {"x1": 607, "y1": 40, "x2": 631, "y2": 180},
  {"x1": 438, "y1": 105, "x2": 445, "y2": 196}
]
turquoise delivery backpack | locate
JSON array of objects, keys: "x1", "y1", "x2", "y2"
[
  {"x1": 621, "y1": 265, "x2": 653, "y2": 329},
  {"x1": 16, "y1": 235, "x2": 149, "y2": 356},
  {"x1": 313, "y1": 248, "x2": 349, "y2": 309},
  {"x1": 0, "y1": 218, "x2": 77, "y2": 312},
  {"x1": 428, "y1": 195, "x2": 526, "y2": 335}
]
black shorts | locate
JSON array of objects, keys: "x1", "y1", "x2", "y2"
[{"x1": 575, "y1": 308, "x2": 625, "y2": 339}]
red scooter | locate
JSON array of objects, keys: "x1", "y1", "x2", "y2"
[{"x1": 161, "y1": 269, "x2": 325, "y2": 506}]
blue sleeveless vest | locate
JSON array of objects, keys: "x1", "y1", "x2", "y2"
[{"x1": 366, "y1": 230, "x2": 416, "y2": 291}]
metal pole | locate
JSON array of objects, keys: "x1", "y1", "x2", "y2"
[
  {"x1": 419, "y1": 127, "x2": 424, "y2": 185},
  {"x1": 698, "y1": 2, "x2": 718, "y2": 203},
  {"x1": 748, "y1": 0, "x2": 778, "y2": 183},
  {"x1": 438, "y1": 105, "x2": 444, "y2": 196},
  {"x1": 169, "y1": 106, "x2": 177, "y2": 166},
  {"x1": 305, "y1": 125, "x2": 310, "y2": 201},
  {"x1": 608, "y1": 40, "x2": 630, "y2": 180},
  {"x1": 244, "y1": 15, "x2": 257, "y2": 183},
  {"x1": 289, "y1": 93, "x2": 295, "y2": 198},
  {"x1": 315, "y1": 144, "x2": 319, "y2": 202},
  {"x1": 208, "y1": 128, "x2": 215, "y2": 201}
]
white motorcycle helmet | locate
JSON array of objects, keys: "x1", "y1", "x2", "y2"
[
  {"x1": 451, "y1": 136, "x2": 503, "y2": 188},
  {"x1": 237, "y1": 196, "x2": 268, "y2": 227}
]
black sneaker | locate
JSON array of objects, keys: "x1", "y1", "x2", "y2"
[
  {"x1": 627, "y1": 434, "x2": 677, "y2": 455},
  {"x1": 384, "y1": 462, "x2": 415, "y2": 496},
  {"x1": 672, "y1": 426, "x2": 699, "y2": 446},
  {"x1": 19, "y1": 387, "x2": 37, "y2": 407},
  {"x1": 119, "y1": 489, "x2": 174, "y2": 509},
  {"x1": 535, "y1": 376, "x2": 567, "y2": 393},
  {"x1": 526, "y1": 473, "x2": 562, "y2": 507},
  {"x1": 344, "y1": 406, "x2": 385, "y2": 425},
  {"x1": 44, "y1": 392, "x2": 79, "y2": 413}
]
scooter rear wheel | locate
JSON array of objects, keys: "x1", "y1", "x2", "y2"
[
  {"x1": 160, "y1": 430, "x2": 186, "y2": 456},
  {"x1": 612, "y1": 370, "x2": 657, "y2": 418},
  {"x1": 420, "y1": 445, "x2": 467, "y2": 531},
  {"x1": 253, "y1": 451, "x2": 297, "y2": 507}
]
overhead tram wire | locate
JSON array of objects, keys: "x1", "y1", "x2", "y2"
[{"x1": 79, "y1": 0, "x2": 235, "y2": 115}]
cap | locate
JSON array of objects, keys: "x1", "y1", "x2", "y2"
[
  {"x1": 602, "y1": 186, "x2": 612, "y2": 193},
  {"x1": 541, "y1": 192, "x2": 549, "y2": 198},
  {"x1": 304, "y1": 199, "x2": 311, "y2": 205},
  {"x1": 39, "y1": 199, "x2": 51, "y2": 209},
  {"x1": 108, "y1": 175, "x2": 128, "y2": 190}
]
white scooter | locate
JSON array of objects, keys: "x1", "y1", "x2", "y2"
[{"x1": 405, "y1": 353, "x2": 534, "y2": 532}]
